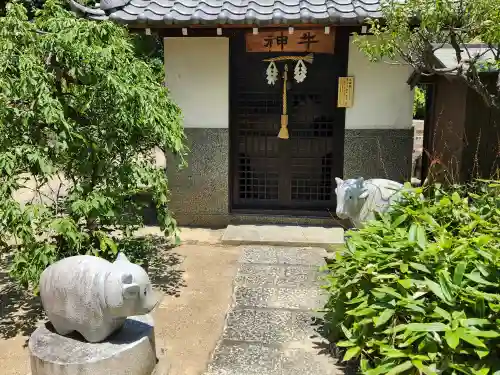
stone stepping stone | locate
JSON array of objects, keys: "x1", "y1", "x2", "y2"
[{"x1": 203, "y1": 246, "x2": 341, "y2": 375}]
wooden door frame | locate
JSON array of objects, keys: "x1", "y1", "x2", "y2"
[{"x1": 228, "y1": 27, "x2": 352, "y2": 215}]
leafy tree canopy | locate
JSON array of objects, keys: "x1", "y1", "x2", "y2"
[
  {"x1": 0, "y1": 0, "x2": 186, "y2": 292},
  {"x1": 355, "y1": 0, "x2": 500, "y2": 106}
]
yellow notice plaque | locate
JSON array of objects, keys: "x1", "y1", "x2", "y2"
[{"x1": 337, "y1": 77, "x2": 354, "y2": 108}]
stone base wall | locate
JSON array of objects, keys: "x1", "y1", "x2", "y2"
[
  {"x1": 343, "y1": 129, "x2": 413, "y2": 181},
  {"x1": 166, "y1": 128, "x2": 230, "y2": 227},
  {"x1": 166, "y1": 128, "x2": 413, "y2": 227}
]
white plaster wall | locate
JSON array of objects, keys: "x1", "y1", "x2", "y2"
[
  {"x1": 345, "y1": 37, "x2": 414, "y2": 130},
  {"x1": 163, "y1": 37, "x2": 229, "y2": 128}
]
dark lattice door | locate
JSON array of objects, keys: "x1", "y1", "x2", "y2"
[{"x1": 230, "y1": 34, "x2": 345, "y2": 211}]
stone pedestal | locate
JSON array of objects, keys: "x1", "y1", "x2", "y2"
[{"x1": 29, "y1": 315, "x2": 158, "y2": 375}]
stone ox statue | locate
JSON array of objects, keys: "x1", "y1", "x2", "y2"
[
  {"x1": 335, "y1": 177, "x2": 404, "y2": 228},
  {"x1": 39, "y1": 252, "x2": 161, "y2": 343}
]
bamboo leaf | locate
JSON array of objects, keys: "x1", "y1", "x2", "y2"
[
  {"x1": 408, "y1": 223, "x2": 418, "y2": 242},
  {"x1": 399, "y1": 332, "x2": 426, "y2": 347},
  {"x1": 424, "y1": 277, "x2": 453, "y2": 304},
  {"x1": 417, "y1": 225, "x2": 427, "y2": 249},
  {"x1": 434, "y1": 306, "x2": 451, "y2": 321},
  {"x1": 475, "y1": 348, "x2": 489, "y2": 359},
  {"x1": 374, "y1": 309, "x2": 395, "y2": 327},
  {"x1": 461, "y1": 319, "x2": 490, "y2": 327},
  {"x1": 452, "y1": 192, "x2": 461, "y2": 204},
  {"x1": 404, "y1": 303, "x2": 426, "y2": 314},
  {"x1": 411, "y1": 360, "x2": 437, "y2": 375},
  {"x1": 347, "y1": 307, "x2": 377, "y2": 316},
  {"x1": 387, "y1": 360, "x2": 414, "y2": 375},
  {"x1": 438, "y1": 271, "x2": 455, "y2": 303},
  {"x1": 383, "y1": 324, "x2": 407, "y2": 334},
  {"x1": 374, "y1": 286, "x2": 403, "y2": 299},
  {"x1": 341, "y1": 324, "x2": 353, "y2": 339},
  {"x1": 398, "y1": 278, "x2": 412, "y2": 289},
  {"x1": 410, "y1": 262, "x2": 431, "y2": 274},
  {"x1": 467, "y1": 330, "x2": 500, "y2": 338},
  {"x1": 392, "y1": 214, "x2": 408, "y2": 227},
  {"x1": 406, "y1": 323, "x2": 448, "y2": 332},
  {"x1": 465, "y1": 272, "x2": 496, "y2": 286},
  {"x1": 360, "y1": 357, "x2": 370, "y2": 372},
  {"x1": 476, "y1": 263, "x2": 490, "y2": 278},
  {"x1": 343, "y1": 346, "x2": 361, "y2": 361},
  {"x1": 445, "y1": 329, "x2": 460, "y2": 349},
  {"x1": 366, "y1": 362, "x2": 400, "y2": 375},
  {"x1": 453, "y1": 261, "x2": 467, "y2": 286},
  {"x1": 458, "y1": 330, "x2": 487, "y2": 348},
  {"x1": 476, "y1": 249, "x2": 493, "y2": 262},
  {"x1": 336, "y1": 340, "x2": 357, "y2": 347},
  {"x1": 381, "y1": 348, "x2": 408, "y2": 358},
  {"x1": 473, "y1": 367, "x2": 490, "y2": 375}
]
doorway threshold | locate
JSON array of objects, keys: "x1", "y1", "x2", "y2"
[{"x1": 221, "y1": 224, "x2": 344, "y2": 250}]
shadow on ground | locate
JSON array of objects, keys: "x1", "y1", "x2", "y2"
[
  {"x1": 143, "y1": 236, "x2": 187, "y2": 298},
  {"x1": 310, "y1": 316, "x2": 360, "y2": 375},
  {"x1": 0, "y1": 236, "x2": 186, "y2": 343},
  {"x1": 0, "y1": 252, "x2": 44, "y2": 343}
]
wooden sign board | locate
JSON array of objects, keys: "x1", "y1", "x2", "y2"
[
  {"x1": 246, "y1": 29, "x2": 335, "y2": 54},
  {"x1": 338, "y1": 77, "x2": 354, "y2": 108}
]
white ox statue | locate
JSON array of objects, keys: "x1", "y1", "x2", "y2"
[{"x1": 334, "y1": 177, "x2": 404, "y2": 228}]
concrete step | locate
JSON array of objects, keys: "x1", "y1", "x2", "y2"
[{"x1": 221, "y1": 225, "x2": 344, "y2": 250}]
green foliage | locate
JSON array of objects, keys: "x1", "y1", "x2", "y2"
[
  {"x1": 0, "y1": 1, "x2": 186, "y2": 292},
  {"x1": 413, "y1": 86, "x2": 425, "y2": 119},
  {"x1": 353, "y1": 0, "x2": 500, "y2": 107},
  {"x1": 132, "y1": 33, "x2": 165, "y2": 84},
  {"x1": 323, "y1": 180, "x2": 500, "y2": 375}
]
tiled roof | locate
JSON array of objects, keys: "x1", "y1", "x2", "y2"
[
  {"x1": 433, "y1": 44, "x2": 499, "y2": 70},
  {"x1": 104, "y1": 0, "x2": 382, "y2": 25}
]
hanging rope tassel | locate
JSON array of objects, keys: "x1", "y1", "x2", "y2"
[{"x1": 278, "y1": 64, "x2": 289, "y2": 140}]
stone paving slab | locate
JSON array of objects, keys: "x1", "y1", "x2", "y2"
[
  {"x1": 223, "y1": 309, "x2": 322, "y2": 344},
  {"x1": 234, "y1": 264, "x2": 327, "y2": 288},
  {"x1": 203, "y1": 246, "x2": 341, "y2": 375},
  {"x1": 221, "y1": 225, "x2": 344, "y2": 249},
  {"x1": 205, "y1": 342, "x2": 340, "y2": 375},
  {"x1": 234, "y1": 286, "x2": 328, "y2": 310},
  {"x1": 239, "y1": 246, "x2": 328, "y2": 266}
]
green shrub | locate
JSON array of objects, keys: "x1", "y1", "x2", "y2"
[
  {"x1": 0, "y1": 2, "x2": 186, "y2": 293},
  {"x1": 413, "y1": 87, "x2": 425, "y2": 119},
  {"x1": 323, "y1": 180, "x2": 500, "y2": 375}
]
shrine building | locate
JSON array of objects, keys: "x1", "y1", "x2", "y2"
[{"x1": 70, "y1": 0, "x2": 415, "y2": 226}]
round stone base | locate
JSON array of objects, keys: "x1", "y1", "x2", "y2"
[{"x1": 29, "y1": 314, "x2": 157, "y2": 375}]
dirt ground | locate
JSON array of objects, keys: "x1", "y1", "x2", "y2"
[{"x1": 0, "y1": 228, "x2": 240, "y2": 375}]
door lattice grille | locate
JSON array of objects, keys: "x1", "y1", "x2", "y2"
[{"x1": 230, "y1": 35, "x2": 345, "y2": 211}]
